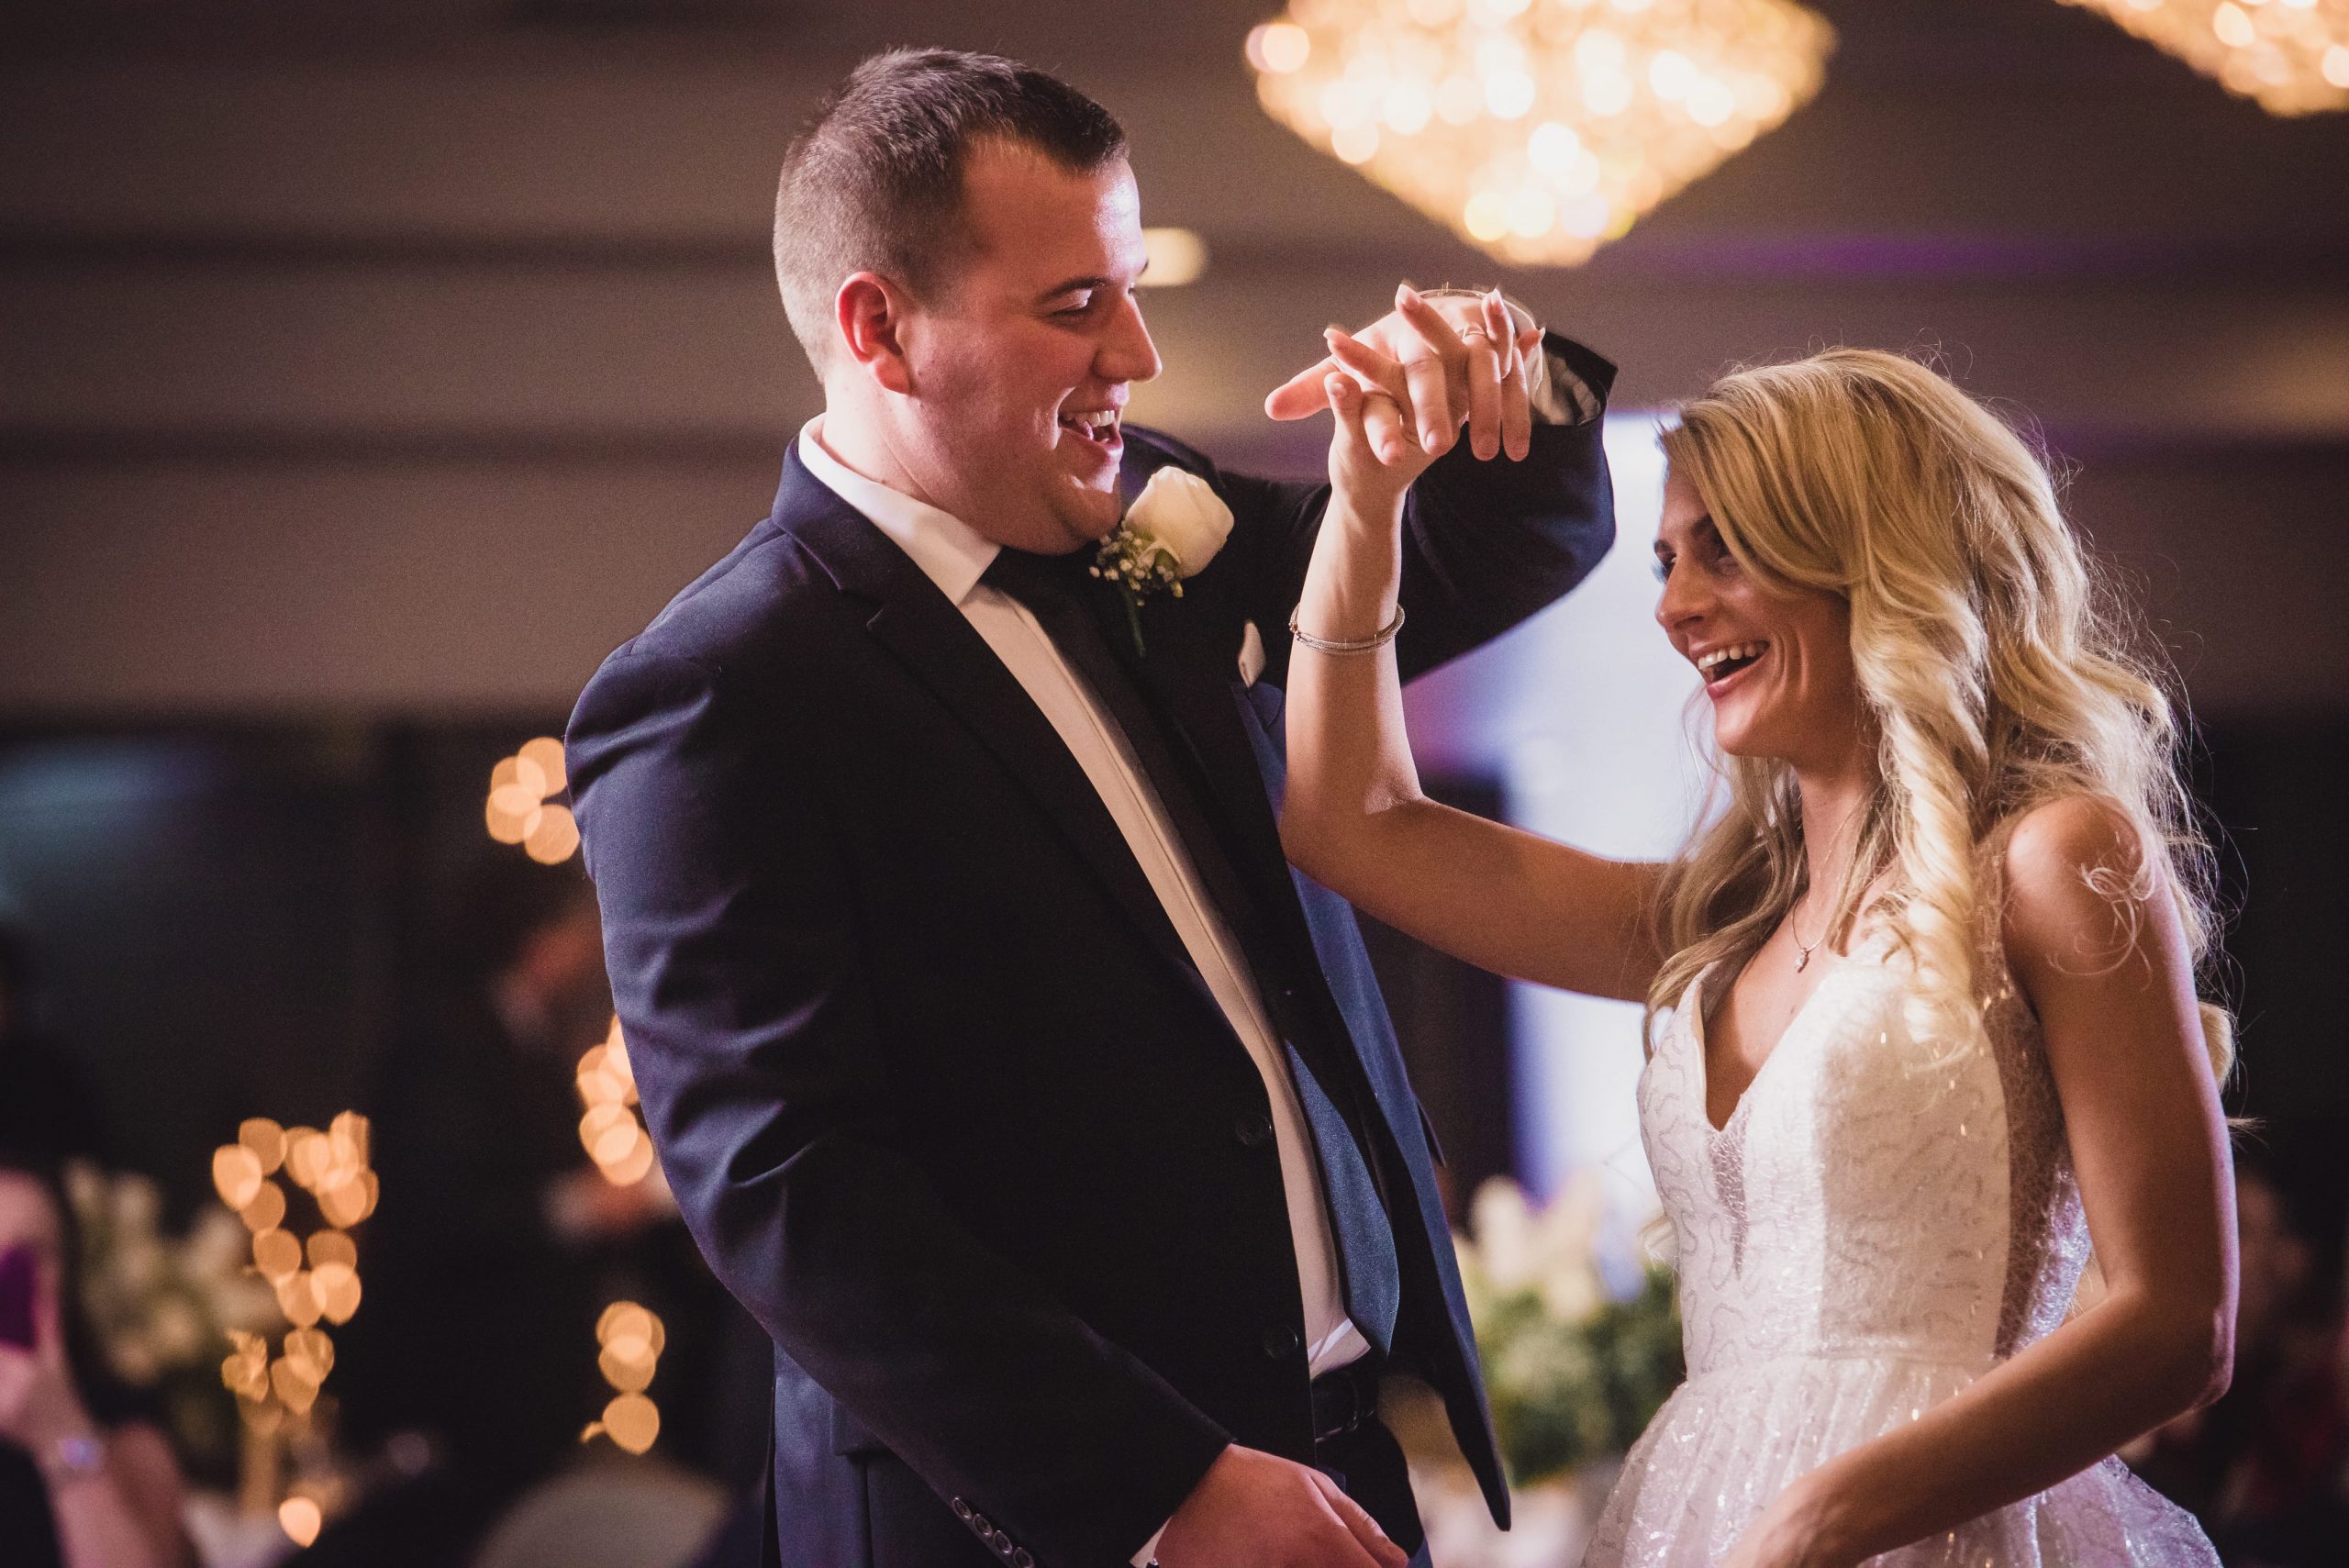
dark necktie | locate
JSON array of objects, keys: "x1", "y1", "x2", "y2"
[{"x1": 980, "y1": 546, "x2": 1400, "y2": 1356}]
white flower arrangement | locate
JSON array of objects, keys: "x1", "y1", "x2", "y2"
[
  {"x1": 1451, "y1": 1173, "x2": 1683, "y2": 1486},
  {"x1": 1090, "y1": 466, "x2": 1234, "y2": 655},
  {"x1": 66, "y1": 1161, "x2": 283, "y2": 1477}
]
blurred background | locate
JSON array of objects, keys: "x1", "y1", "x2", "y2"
[{"x1": 3, "y1": 1, "x2": 2346, "y2": 1564}]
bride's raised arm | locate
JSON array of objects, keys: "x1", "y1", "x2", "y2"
[{"x1": 1278, "y1": 297, "x2": 1666, "y2": 1004}]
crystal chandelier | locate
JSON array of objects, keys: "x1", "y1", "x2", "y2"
[
  {"x1": 1248, "y1": 0, "x2": 1834, "y2": 266},
  {"x1": 2057, "y1": 0, "x2": 2349, "y2": 115}
]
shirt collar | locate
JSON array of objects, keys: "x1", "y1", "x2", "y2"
[{"x1": 795, "y1": 416, "x2": 999, "y2": 606}]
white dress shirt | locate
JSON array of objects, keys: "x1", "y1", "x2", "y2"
[{"x1": 796, "y1": 418, "x2": 1368, "y2": 1562}]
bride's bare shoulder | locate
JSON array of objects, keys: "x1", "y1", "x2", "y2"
[{"x1": 1996, "y1": 793, "x2": 2172, "y2": 984}]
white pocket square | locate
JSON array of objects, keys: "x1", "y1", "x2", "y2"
[{"x1": 1238, "y1": 620, "x2": 1266, "y2": 687}]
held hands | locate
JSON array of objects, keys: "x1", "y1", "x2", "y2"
[
  {"x1": 1267, "y1": 284, "x2": 1544, "y2": 516},
  {"x1": 1156, "y1": 1444, "x2": 1409, "y2": 1568}
]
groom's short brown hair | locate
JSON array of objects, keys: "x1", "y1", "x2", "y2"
[{"x1": 774, "y1": 49, "x2": 1129, "y2": 373}]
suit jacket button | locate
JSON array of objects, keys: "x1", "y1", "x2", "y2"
[
  {"x1": 970, "y1": 1512, "x2": 992, "y2": 1536},
  {"x1": 1014, "y1": 1551, "x2": 1035, "y2": 1568},
  {"x1": 952, "y1": 1499, "x2": 974, "y2": 1522},
  {"x1": 1233, "y1": 1112, "x2": 1274, "y2": 1148},
  {"x1": 1262, "y1": 1326, "x2": 1300, "y2": 1359}
]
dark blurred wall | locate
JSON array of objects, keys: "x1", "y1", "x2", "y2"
[
  {"x1": 0, "y1": 721, "x2": 564, "y2": 1210},
  {"x1": 2202, "y1": 717, "x2": 2349, "y2": 1121},
  {"x1": 0, "y1": 728, "x2": 390, "y2": 1192}
]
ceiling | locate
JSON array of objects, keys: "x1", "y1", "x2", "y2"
[{"x1": 14, "y1": 0, "x2": 2349, "y2": 268}]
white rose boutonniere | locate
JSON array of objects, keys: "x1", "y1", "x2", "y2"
[{"x1": 1091, "y1": 465, "x2": 1233, "y2": 656}]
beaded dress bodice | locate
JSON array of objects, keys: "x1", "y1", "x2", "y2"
[{"x1": 1641, "y1": 926, "x2": 2088, "y2": 1382}]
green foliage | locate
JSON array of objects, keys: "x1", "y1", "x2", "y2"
[{"x1": 1475, "y1": 1262, "x2": 1684, "y2": 1486}]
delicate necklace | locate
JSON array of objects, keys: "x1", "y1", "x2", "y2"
[{"x1": 1789, "y1": 896, "x2": 1828, "y2": 973}]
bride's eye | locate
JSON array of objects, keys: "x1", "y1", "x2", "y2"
[{"x1": 1651, "y1": 557, "x2": 1671, "y2": 584}]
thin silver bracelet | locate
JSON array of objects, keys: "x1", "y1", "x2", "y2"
[{"x1": 1289, "y1": 604, "x2": 1405, "y2": 655}]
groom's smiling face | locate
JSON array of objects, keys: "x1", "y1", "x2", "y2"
[{"x1": 896, "y1": 139, "x2": 1162, "y2": 553}]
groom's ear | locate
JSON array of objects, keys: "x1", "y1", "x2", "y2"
[{"x1": 835, "y1": 271, "x2": 918, "y2": 396}]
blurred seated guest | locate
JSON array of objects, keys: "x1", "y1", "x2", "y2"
[
  {"x1": 337, "y1": 848, "x2": 759, "y2": 1556},
  {"x1": 469, "y1": 1451, "x2": 728, "y2": 1568},
  {"x1": 2128, "y1": 1140, "x2": 2349, "y2": 1563},
  {"x1": 0, "y1": 918, "x2": 109, "y2": 1165},
  {"x1": 338, "y1": 852, "x2": 628, "y2": 1497},
  {"x1": 0, "y1": 1142, "x2": 193, "y2": 1568}
]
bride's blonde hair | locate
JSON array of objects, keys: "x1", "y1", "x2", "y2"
[{"x1": 1644, "y1": 348, "x2": 2232, "y2": 1077}]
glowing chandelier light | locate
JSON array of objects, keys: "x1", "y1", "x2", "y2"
[
  {"x1": 1248, "y1": 0, "x2": 1835, "y2": 266},
  {"x1": 2058, "y1": 0, "x2": 2349, "y2": 115}
]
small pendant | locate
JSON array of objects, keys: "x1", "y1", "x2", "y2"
[{"x1": 1794, "y1": 948, "x2": 1811, "y2": 973}]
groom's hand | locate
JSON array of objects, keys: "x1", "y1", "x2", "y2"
[
  {"x1": 1266, "y1": 284, "x2": 1539, "y2": 464},
  {"x1": 1316, "y1": 317, "x2": 1542, "y2": 515},
  {"x1": 1155, "y1": 1444, "x2": 1409, "y2": 1568}
]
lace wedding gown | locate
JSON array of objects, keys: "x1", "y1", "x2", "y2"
[{"x1": 1582, "y1": 922, "x2": 2219, "y2": 1566}]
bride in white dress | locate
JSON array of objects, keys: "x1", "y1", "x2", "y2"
[{"x1": 1276, "y1": 326, "x2": 2234, "y2": 1566}]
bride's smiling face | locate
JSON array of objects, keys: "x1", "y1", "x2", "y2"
[{"x1": 1653, "y1": 470, "x2": 1860, "y2": 766}]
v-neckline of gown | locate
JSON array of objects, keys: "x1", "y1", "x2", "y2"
[{"x1": 1690, "y1": 934, "x2": 1883, "y2": 1139}]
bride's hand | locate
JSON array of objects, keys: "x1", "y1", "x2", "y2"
[
  {"x1": 1319, "y1": 327, "x2": 1438, "y2": 519},
  {"x1": 1715, "y1": 1472, "x2": 1863, "y2": 1568},
  {"x1": 1318, "y1": 307, "x2": 1541, "y2": 518},
  {"x1": 1268, "y1": 284, "x2": 1541, "y2": 463}
]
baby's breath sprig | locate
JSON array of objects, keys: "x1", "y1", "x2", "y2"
[{"x1": 1090, "y1": 525, "x2": 1183, "y2": 657}]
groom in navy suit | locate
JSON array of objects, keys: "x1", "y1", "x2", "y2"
[{"x1": 568, "y1": 49, "x2": 1614, "y2": 1568}]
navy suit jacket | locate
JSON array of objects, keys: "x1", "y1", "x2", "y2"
[{"x1": 567, "y1": 336, "x2": 1616, "y2": 1568}]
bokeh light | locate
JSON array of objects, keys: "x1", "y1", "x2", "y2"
[
  {"x1": 583, "y1": 1300, "x2": 666, "y2": 1454},
  {"x1": 214, "y1": 1107, "x2": 378, "y2": 1537},
  {"x1": 2061, "y1": 0, "x2": 2349, "y2": 116},
  {"x1": 278, "y1": 1496, "x2": 323, "y2": 1547},
  {"x1": 485, "y1": 738, "x2": 580, "y2": 863},
  {"x1": 1139, "y1": 228, "x2": 1210, "y2": 287},
  {"x1": 577, "y1": 1016, "x2": 660, "y2": 1188},
  {"x1": 1250, "y1": 0, "x2": 1833, "y2": 264}
]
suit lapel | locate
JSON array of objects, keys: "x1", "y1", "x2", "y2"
[
  {"x1": 1111, "y1": 591, "x2": 1312, "y2": 965},
  {"x1": 773, "y1": 458, "x2": 1209, "y2": 996},
  {"x1": 1107, "y1": 586, "x2": 1407, "y2": 1173},
  {"x1": 1096, "y1": 455, "x2": 1325, "y2": 990}
]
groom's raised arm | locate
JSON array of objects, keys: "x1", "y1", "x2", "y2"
[
  {"x1": 567, "y1": 650, "x2": 1229, "y2": 1568},
  {"x1": 1154, "y1": 329, "x2": 1616, "y2": 691}
]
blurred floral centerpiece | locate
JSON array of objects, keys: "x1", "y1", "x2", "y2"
[
  {"x1": 1455, "y1": 1172, "x2": 1683, "y2": 1486},
  {"x1": 1394, "y1": 1172, "x2": 1682, "y2": 1567},
  {"x1": 64, "y1": 1160, "x2": 283, "y2": 1483}
]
